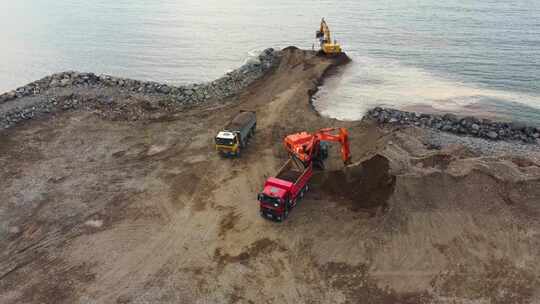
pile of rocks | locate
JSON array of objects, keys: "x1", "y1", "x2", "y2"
[
  {"x1": 1, "y1": 48, "x2": 279, "y2": 128},
  {"x1": 1, "y1": 94, "x2": 91, "y2": 127},
  {"x1": 367, "y1": 107, "x2": 540, "y2": 144}
]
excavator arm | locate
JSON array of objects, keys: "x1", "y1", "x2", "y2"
[
  {"x1": 319, "y1": 18, "x2": 332, "y2": 44},
  {"x1": 315, "y1": 128, "x2": 351, "y2": 165}
]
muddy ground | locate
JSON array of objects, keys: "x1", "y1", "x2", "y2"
[{"x1": 1, "y1": 48, "x2": 540, "y2": 303}]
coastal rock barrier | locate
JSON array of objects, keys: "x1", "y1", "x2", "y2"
[
  {"x1": 0, "y1": 48, "x2": 279, "y2": 128},
  {"x1": 367, "y1": 107, "x2": 540, "y2": 144}
]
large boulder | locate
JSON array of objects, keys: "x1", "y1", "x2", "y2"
[
  {"x1": 443, "y1": 113, "x2": 459, "y2": 123},
  {"x1": 487, "y1": 131, "x2": 498, "y2": 140}
]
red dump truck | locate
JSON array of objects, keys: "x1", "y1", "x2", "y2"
[{"x1": 257, "y1": 157, "x2": 313, "y2": 221}]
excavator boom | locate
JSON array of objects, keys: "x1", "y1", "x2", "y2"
[
  {"x1": 316, "y1": 128, "x2": 351, "y2": 165},
  {"x1": 319, "y1": 19, "x2": 332, "y2": 44}
]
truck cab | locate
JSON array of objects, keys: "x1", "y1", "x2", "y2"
[
  {"x1": 258, "y1": 178, "x2": 291, "y2": 221},
  {"x1": 215, "y1": 131, "x2": 241, "y2": 156},
  {"x1": 215, "y1": 111, "x2": 256, "y2": 157},
  {"x1": 258, "y1": 158, "x2": 312, "y2": 222}
]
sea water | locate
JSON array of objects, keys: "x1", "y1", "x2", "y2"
[{"x1": 1, "y1": 0, "x2": 539, "y2": 123}]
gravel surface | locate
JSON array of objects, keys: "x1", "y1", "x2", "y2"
[
  {"x1": 367, "y1": 107, "x2": 540, "y2": 144},
  {"x1": 424, "y1": 128, "x2": 540, "y2": 160}
]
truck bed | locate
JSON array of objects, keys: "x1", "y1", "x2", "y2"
[
  {"x1": 276, "y1": 170, "x2": 303, "y2": 183},
  {"x1": 225, "y1": 111, "x2": 255, "y2": 131},
  {"x1": 274, "y1": 157, "x2": 307, "y2": 183}
]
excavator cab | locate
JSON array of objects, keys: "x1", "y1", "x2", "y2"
[{"x1": 283, "y1": 128, "x2": 350, "y2": 169}]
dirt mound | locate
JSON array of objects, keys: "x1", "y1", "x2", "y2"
[{"x1": 315, "y1": 154, "x2": 396, "y2": 212}]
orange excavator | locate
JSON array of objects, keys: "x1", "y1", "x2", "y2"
[{"x1": 283, "y1": 127, "x2": 351, "y2": 169}]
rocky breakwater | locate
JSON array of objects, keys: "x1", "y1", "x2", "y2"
[
  {"x1": 0, "y1": 48, "x2": 279, "y2": 128},
  {"x1": 367, "y1": 107, "x2": 540, "y2": 144}
]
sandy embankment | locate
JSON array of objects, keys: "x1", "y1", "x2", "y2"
[{"x1": 1, "y1": 47, "x2": 539, "y2": 304}]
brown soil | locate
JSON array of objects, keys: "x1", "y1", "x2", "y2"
[
  {"x1": 224, "y1": 111, "x2": 255, "y2": 130},
  {"x1": 315, "y1": 154, "x2": 396, "y2": 213},
  {"x1": 1, "y1": 47, "x2": 540, "y2": 303},
  {"x1": 276, "y1": 170, "x2": 302, "y2": 183}
]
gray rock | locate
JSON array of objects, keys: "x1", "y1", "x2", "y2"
[
  {"x1": 60, "y1": 79, "x2": 71, "y2": 87},
  {"x1": 524, "y1": 127, "x2": 536, "y2": 136},
  {"x1": 443, "y1": 113, "x2": 458, "y2": 122},
  {"x1": 471, "y1": 124, "x2": 480, "y2": 131},
  {"x1": 487, "y1": 131, "x2": 498, "y2": 140},
  {"x1": 510, "y1": 122, "x2": 527, "y2": 131},
  {"x1": 441, "y1": 124, "x2": 452, "y2": 132},
  {"x1": 100, "y1": 96, "x2": 114, "y2": 105}
]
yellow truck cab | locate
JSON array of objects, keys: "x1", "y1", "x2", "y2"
[
  {"x1": 215, "y1": 131, "x2": 241, "y2": 156},
  {"x1": 215, "y1": 111, "x2": 256, "y2": 157}
]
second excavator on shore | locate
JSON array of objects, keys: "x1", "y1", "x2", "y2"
[{"x1": 316, "y1": 18, "x2": 342, "y2": 56}]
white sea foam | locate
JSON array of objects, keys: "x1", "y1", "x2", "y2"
[{"x1": 313, "y1": 56, "x2": 540, "y2": 121}]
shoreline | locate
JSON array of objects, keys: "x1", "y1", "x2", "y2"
[
  {"x1": 0, "y1": 48, "x2": 280, "y2": 129},
  {"x1": 366, "y1": 107, "x2": 540, "y2": 145},
  {"x1": 2, "y1": 48, "x2": 539, "y2": 149}
]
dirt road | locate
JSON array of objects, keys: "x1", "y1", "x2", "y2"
[{"x1": 1, "y1": 47, "x2": 539, "y2": 303}]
